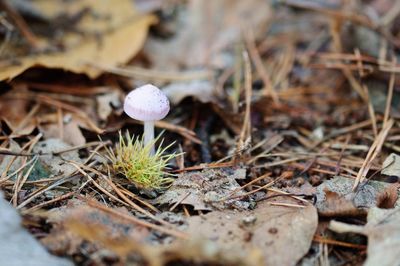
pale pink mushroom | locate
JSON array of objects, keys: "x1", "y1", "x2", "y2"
[{"x1": 124, "y1": 84, "x2": 170, "y2": 155}]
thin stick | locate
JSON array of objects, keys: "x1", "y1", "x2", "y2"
[
  {"x1": 171, "y1": 161, "x2": 233, "y2": 173},
  {"x1": 313, "y1": 235, "x2": 366, "y2": 250},
  {"x1": 23, "y1": 191, "x2": 75, "y2": 213},
  {"x1": 12, "y1": 134, "x2": 42, "y2": 206},
  {"x1": 169, "y1": 192, "x2": 191, "y2": 211},
  {"x1": 88, "y1": 62, "x2": 212, "y2": 82},
  {"x1": 383, "y1": 57, "x2": 396, "y2": 125},
  {"x1": 224, "y1": 177, "x2": 279, "y2": 201},
  {"x1": 53, "y1": 141, "x2": 110, "y2": 155},
  {"x1": 353, "y1": 119, "x2": 394, "y2": 190},
  {"x1": 233, "y1": 50, "x2": 252, "y2": 163},
  {"x1": 16, "y1": 143, "x2": 106, "y2": 209},
  {"x1": 0, "y1": 0, "x2": 41, "y2": 49},
  {"x1": 75, "y1": 162, "x2": 176, "y2": 229},
  {"x1": 268, "y1": 202, "x2": 305, "y2": 208},
  {"x1": 244, "y1": 28, "x2": 279, "y2": 103}
]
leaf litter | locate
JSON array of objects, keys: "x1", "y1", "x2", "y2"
[
  {"x1": 156, "y1": 168, "x2": 249, "y2": 211},
  {"x1": 1, "y1": 0, "x2": 400, "y2": 265},
  {"x1": 186, "y1": 199, "x2": 318, "y2": 266}
]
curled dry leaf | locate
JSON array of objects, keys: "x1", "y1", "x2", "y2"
[{"x1": 0, "y1": 0, "x2": 155, "y2": 81}]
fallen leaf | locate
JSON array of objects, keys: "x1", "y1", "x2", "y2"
[
  {"x1": 156, "y1": 169, "x2": 249, "y2": 211},
  {"x1": 329, "y1": 207, "x2": 400, "y2": 266},
  {"x1": 42, "y1": 199, "x2": 150, "y2": 256},
  {"x1": 144, "y1": 0, "x2": 271, "y2": 69},
  {"x1": 0, "y1": 0, "x2": 155, "y2": 81},
  {"x1": 320, "y1": 189, "x2": 366, "y2": 217},
  {"x1": 163, "y1": 80, "x2": 215, "y2": 105},
  {"x1": 46, "y1": 201, "x2": 265, "y2": 265},
  {"x1": 186, "y1": 200, "x2": 318, "y2": 266},
  {"x1": 315, "y1": 176, "x2": 394, "y2": 217}
]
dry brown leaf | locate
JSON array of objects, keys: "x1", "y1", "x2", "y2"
[
  {"x1": 0, "y1": 0, "x2": 155, "y2": 81},
  {"x1": 320, "y1": 189, "x2": 366, "y2": 217},
  {"x1": 42, "y1": 199, "x2": 262, "y2": 265},
  {"x1": 315, "y1": 176, "x2": 394, "y2": 217},
  {"x1": 144, "y1": 0, "x2": 271, "y2": 70},
  {"x1": 186, "y1": 200, "x2": 318, "y2": 266},
  {"x1": 42, "y1": 200, "x2": 150, "y2": 257}
]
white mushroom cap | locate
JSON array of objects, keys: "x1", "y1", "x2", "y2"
[{"x1": 123, "y1": 84, "x2": 170, "y2": 121}]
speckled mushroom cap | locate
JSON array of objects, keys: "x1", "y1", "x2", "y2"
[{"x1": 123, "y1": 84, "x2": 170, "y2": 121}]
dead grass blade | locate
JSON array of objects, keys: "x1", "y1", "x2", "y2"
[{"x1": 353, "y1": 119, "x2": 394, "y2": 190}]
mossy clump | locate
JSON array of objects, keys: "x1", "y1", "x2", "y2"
[{"x1": 107, "y1": 132, "x2": 177, "y2": 190}]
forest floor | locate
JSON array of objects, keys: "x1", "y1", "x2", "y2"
[{"x1": 0, "y1": 0, "x2": 400, "y2": 265}]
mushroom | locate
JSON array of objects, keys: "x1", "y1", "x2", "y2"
[{"x1": 123, "y1": 84, "x2": 170, "y2": 156}]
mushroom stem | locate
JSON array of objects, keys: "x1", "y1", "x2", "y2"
[{"x1": 144, "y1": 120, "x2": 155, "y2": 156}]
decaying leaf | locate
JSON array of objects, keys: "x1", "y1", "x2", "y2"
[
  {"x1": 329, "y1": 207, "x2": 400, "y2": 266},
  {"x1": 315, "y1": 176, "x2": 395, "y2": 217},
  {"x1": 0, "y1": 0, "x2": 155, "y2": 81},
  {"x1": 144, "y1": 0, "x2": 271, "y2": 69},
  {"x1": 318, "y1": 189, "x2": 366, "y2": 217},
  {"x1": 42, "y1": 199, "x2": 150, "y2": 256},
  {"x1": 47, "y1": 203, "x2": 263, "y2": 265},
  {"x1": 42, "y1": 198, "x2": 263, "y2": 265},
  {"x1": 163, "y1": 80, "x2": 215, "y2": 105},
  {"x1": 156, "y1": 169, "x2": 249, "y2": 210},
  {"x1": 186, "y1": 200, "x2": 318, "y2": 266}
]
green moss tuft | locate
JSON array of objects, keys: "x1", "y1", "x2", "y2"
[{"x1": 106, "y1": 131, "x2": 177, "y2": 190}]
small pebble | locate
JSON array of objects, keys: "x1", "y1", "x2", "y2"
[{"x1": 241, "y1": 215, "x2": 257, "y2": 226}]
